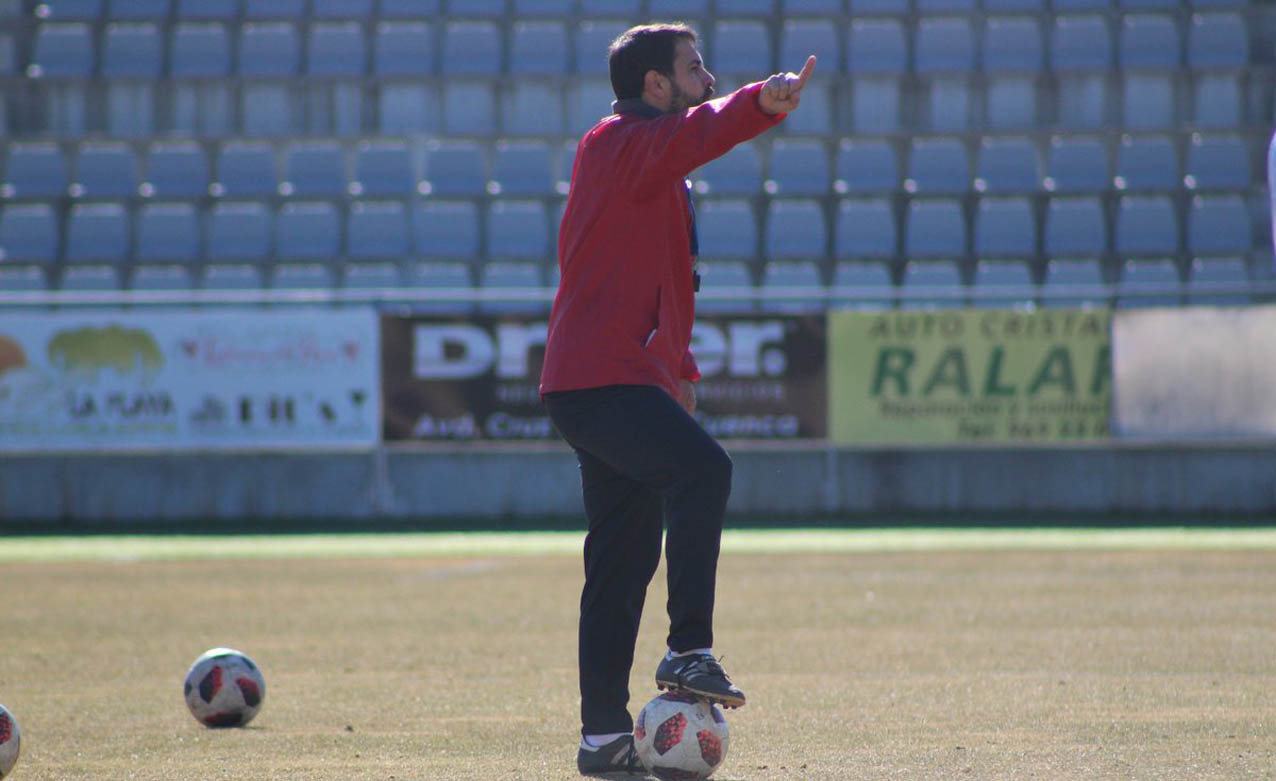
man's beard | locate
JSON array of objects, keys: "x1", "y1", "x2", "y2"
[{"x1": 669, "y1": 80, "x2": 714, "y2": 113}]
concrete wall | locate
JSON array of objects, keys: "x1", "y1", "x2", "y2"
[{"x1": 2, "y1": 443, "x2": 1273, "y2": 528}]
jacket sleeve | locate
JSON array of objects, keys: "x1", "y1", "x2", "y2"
[{"x1": 627, "y1": 83, "x2": 785, "y2": 199}]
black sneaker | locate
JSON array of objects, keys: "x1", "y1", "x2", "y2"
[
  {"x1": 577, "y1": 734, "x2": 648, "y2": 778},
  {"x1": 655, "y1": 652, "x2": 746, "y2": 708}
]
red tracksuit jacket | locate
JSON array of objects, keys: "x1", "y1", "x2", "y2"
[{"x1": 539, "y1": 82, "x2": 784, "y2": 399}]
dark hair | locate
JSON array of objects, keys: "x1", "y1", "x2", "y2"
[{"x1": 607, "y1": 23, "x2": 698, "y2": 101}]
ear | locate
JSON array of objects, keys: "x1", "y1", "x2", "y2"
[{"x1": 643, "y1": 69, "x2": 667, "y2": 98}]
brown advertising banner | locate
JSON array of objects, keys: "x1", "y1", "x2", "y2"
[
  {"x1": 828, "y1": 309, "x2": 1111, "y2": 445},
  {"x1": 381, "y1": 314, "x2": 827, "y2": 442}
]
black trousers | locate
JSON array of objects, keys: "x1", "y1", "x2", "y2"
[{"x1": 543, "y1": 384, "x2": 733, "y2": 736}]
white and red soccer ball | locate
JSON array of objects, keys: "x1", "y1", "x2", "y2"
[
  {"x1": 633, "y1": 691, "x2": 730, "y2": 780},
  {"x1": 0, "y1": 704, "x2": 19, "y2": 779},
  {"x1": 183, "y1": 648, "x2": 266, "y2": 728}
]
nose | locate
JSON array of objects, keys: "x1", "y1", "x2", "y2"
[{"x1": 702, "y1": 68, "x2": 715, "y2": 88}]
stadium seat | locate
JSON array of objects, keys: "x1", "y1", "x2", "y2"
[
  {"x1": 176, "y1": 0, "x2": 236, "y2": 19},
  {"x1": 275, "y1": 202, "x2": 341, "y2": 261},
  {"x1": 904, "y1": 200, "x2": 966, "y2": 259},
  {"x1": 407, "y1": 261, "x2": 472, "y2": 314},
  {"x1": 213, "y1": 142, "x2": 278, "y2": 198},
  {"x1": 1187, "y1": 256, "x2": 1249, "y2": 305},
  {"x1": 168, "y1": 26, "x2": 233, "y2": 136},
  {"x1": 272, "y1": 263, "x2": 334, "y2": 291},
  {"x1": 510, "y1": 22, "x2": 568, "y2": 76},
  {"x1": 728, "y1": 0, "x2": 776, "y2": 13},
  {"x1": 711, "y1": 20, "x2": 772, "y2": 78},
  {"x1": 442, "y1": 82, "x2": 496, "y2": 136},
  {"x1": 1188, "y1": 195, "x2": 1250, "y2": 255},
  {"x1": 975, "y1": 197, "x2": 1036, "y2": 259},
  {"x1": 281, "y1": 142, "x2": 347, "y2": 198},
  {"x1": 307, "y1": 22, "x2": 366, "y2": 77},
  {"x1": 1117, "y1": 258, "x2": 1181, "y2": 308},
  {"x1": 1115, "y1": 196, "x2": 1178, "y2": 256},
  {"x1": 1040, "y1": 258, "x2": 1107, "y2": 308},
  {"x1": 695, "y1": 260, "x2": 755, "y2": 314},
  {"x1": 479, "y1": 261, "x2": 546, "y2": 315},
  {"x1": 352, "y1": 141, "x2": 417, "y2": 198},
  {"x1": 974, "y1": 137, "x2": 1040, "y2": 195},
  {"x1": 66, "y1": 203, "x2": 130, "y2": 264},
  {"x1": 697, "y1": 200, "x2": 758, "y2": 260},
  {"x1": 514, "y1": 0, "x2": 573, "y2": 15},
  {"x1": 783, "y1": 0, "x2": 841, "y2": 12},
  {"x1": 579, "y1": 0, "x2": 641, "y2": 15},
  {"x1": 847, "y1": 19, "x2": 906, "y2": 75},
  {"x1": 1050, "y1": 16, "x2": 1113, "y2": 129},
  {"x1": 374, "y1": 22, "x2": 434, "y2": 76},
  {"x1": 347, "y1": 201, "x2": 410, "y2": 260},
  {"x1": 782, "y1": 80, "x2": 834, "y2": 136},
  {"x1": 760, "y1": 260, "x2": 824, "y2": 314},
  {"x1": 135, "y1": 203, "x2": 199, "y2": 262},
  {"x1": 781, "y1": 19, "x2": 839, "y2": 73},
  {"x1": 72, "y1": 143, "x2": 138, "y2": 199},
  {"x1": 575, "y1": 21, "x2": 627, "y2": 75},
  {"x1": 1184, "y1": 134, "x2": 1249, "y2": 191},
  {"x1": 422, "y1": 140, "x2": 486, "y2": 197},
  {"x1": 2, "y1": 143, "x2": 68, "y2": 199},
  {"x1": 1043, "y1": 136, "x2": 1108, "y2": 194},
  {"x1": 834, "y1": 198, "x2": 895, "y2": 260},
  {"x1": 442, "y1": 21, "x2": 501, "y2": 76},
  {"x1": 834, "y1": 140, "x2": 898, "y2": 195},
  {"x1": 379, "y1": 0, "x2": 441, "y2": 16},
  {"x1": 491, "y1": 142, "x2": 554, "y2": 197},
  {"x1": 170, "y1": 23, "x2": 230, "y2": 77},
  {"x1": 765, "y1": 199, "x2": 826, "y2": 259},
  {"x1": 1044, "y1": 196, "x2": 1106, "y2": 257},
  {"x1": 487, "y1": 200, "x2": 550, "y2": 260},
  {"x1": 42, "y1": 0, "x2": 102, "y2": 19},
  {"x1": 238, "y1": 23, "x2": 299, "y2": 78},
  {"x1": 983, "y1": 18, "x2": 1043, "y2": 131},
  {"x1": 1190, "y1": 76, "x2": 1242, "y2": 131},
  {"x1": 312, "y1": 0, "x2": 374, "y2": 17},
  {"x1": 144, "y1": 142, "x2": 208, "y2": 199},
  {"x1": 917, "y1": 0, "x2": 974, "y2": 11},
  {"x1": 30, "y1": 22, "x2": 93, "y2": 78},
  {"x1": 60, "y1": 265, "x2": 121, "y2": 291},
  {"x1": 202, "y1": 264, "x2": 265, "y2": 292},
  {"x1": 766, "y1": 140, "x2": 830, "y2": 197},
  {"x1": 901, "y1": 260, "x2": 965, "y2": 309},
  {"x1": 341, "y1": 261, "x2": 402, "y2": 292},
  {"x1": 414, "y1": 201, "x2": 480, "y2": 259},
  {"x1": 0, "y1": 204, "x2": 59, "y2": 263},
  {"x1": 905, "y1": 139, "x2": 969, "y2": 195},
  {"x1": 502, "y1": 82, "x2": 567, "y2": 137},
  {"x1": 131, "y1": 264, "x2": 193, "y2": 292},
  {"x1": 1114, "y1": 135, "x2": 1179, "y2": 192},
  {"x1": 915, "y1": 18, "x2": 974, "y2": 74},
  {"x1": 973, "y1": 260, "x2": 1035, "y2": 309},
  {"x1": 0, "y1": 33, "x2": 12, "y2": 77},
  {"x1": 569, "y1": 78, "x2": 618, "y2": 135},
  {"x1": 378, "y1": 83, "x2": 440, "y2": 134},
  {"x1": 1052, "y1": 0, "x2": 1109, "y2": 9},
  {"x1": 1121, "y1": 14, "x2": 1180, "y2": 69},
  {"x1": 207, "y1": 203, "x2": 271, "y2": 261},
  {"x1": 693, "y1": 142, "x2": 762, "y2": 196},
  {"x1": 983, "y1": 0, "x2": 1044, "y2": 10},
  {"x1": 243, "y1": 0, "x2": 307, "y2": 17},
  {"x1": 1187, "y1": 12, "x2": 1247, "y2": 68},
  {"x1": 102, "y1": 22, "x2": 161, "y2": 77},
  {"x1": 831, "y1": 261, "x2": 893, "y2": 310},
  {"x1": 848, "y1": 0, "x2": 906, "y2": 13},
  {"x1": 0, "y1": 266, "x2": 50, "y2": 292}
]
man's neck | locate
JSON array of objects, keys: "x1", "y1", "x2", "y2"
[{"x1": 612, "y1": 97, "x2": 667, "y2": 117}]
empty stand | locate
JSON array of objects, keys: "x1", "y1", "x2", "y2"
[
  {"x1": 831, "y1": 261, "x2": 893, "y2": 310},
  {"x1": 208, "y1": 202, "x2": 271, "y2": 261},
  {"x1": 72, "y1": 142, "x2": 138, "y2": 199},
  {"x1": 132, "y1": 264, "x2": 194, "y2": 292},
  {"x1": 1050, "y1": 15, "x2": 1113, "y2": 130},
  {"x1": 695, "y1": 261, "x2": 755, "y2": 314},
  {"x1": 906, "y1": 139, "x2": 969, "y2": 195},
  {"x1": 1117, "y1": 258, "x2": 1181, "y2": 308},
  {"x1": 901, "y1": 260, "x2": 965, "y2": 309},
  {"x1": 486, "y1": 200, "x2": 550, "y2": 260},
  {"x1": 974, "y1": 137, "x2": 1040, "y2": 194},
  {"x1": 1115, "y1": 195, "x2": 1178, "y2": 256},
  {"x1": 1184, "y1": 134, "x2": 1249, "y2": 191},
  {"x1": 1044, "y1": 196, "x2": 1107, "y2": 258},
  {"x1": 135, "y1": 203, "x2": 199, "y2": 262},
  {"x1": 3, "y1": 143, "x2": 68, "y2": 199},
  {"x1": 423, "y1": 140, "x2": 486, "y2": 197},
  {"x1": 282, "y1": 142, "x2": 347, "y2": 198},
  {"x1": 765, "y1": 199, "x2": 826, "y2": 259},
  {"x1": 66, "y1": 203, "x2": 129, "y2": 263},
  {"x1": 834, "y1": 140, "x2": 898, "y2": 196},
  {"x1": 1041, "y1": 258, "x2": 1107, "y2": 308},
  {"x1": 479, "y1": 261, "x2": 546, "y2": 315},
  {"x1": 491, "y1": 142, "x2": 555, "y2": 197},
  {"x1": 347, "y1": 201, "x2": 410, "y2": 260},
  {"x1": 1044, "y1": 136, "x2": 1109, "y2": 194},
  {"x1": 973, "y1": 260, "x2": 1036, "y2": 309},
  {"x1": 760, "y1": 260, "x2": 824, "y2": 314},
  {"x1": 974, "y1": 198, "x2": 1037, "y2": 258},
  {"x1": 1187, "y1": 256, "x2": 1250, "y2": 305},
  {"x1": 767, "y1": 139, "x2": 830, "y2": 196},
  {"x1": 213, "y1": 142, "x2": 278, "y2": 198},
  {"x1": 275, "y1": 202, "x2": 341, "y2": 261},
  {"x1": 693, "y1": 142, "x2": 763, "y2": 196},
  {"x1": 983, "y1": 17, "x2": 1043, "y2": 131},
  {"x1": 834, "y1": 198, "x2": 896, "y2": 260},
  {"x1": 511, "y1": 22, "x2": 569, "y2": 76},
  {"x1": 697, "y1": 200, "x2": 758, "y2": 260},
  {"x1": 0, "y1": 204, "x2": 59, "y2": 263},
  {"x1": 905, "y1": 200, "x2": 966, "y2": 259},
  {"x1": 1113, "y1": 134, "x2": 1179, "y2": 192},
  {"x1": 414, "y1": 201, "x2": 480, "y2": 259},
  {"x1": 144, "y1": 142, "x2": 209, "y2": 199},
  {"x1": 1187, "y1": 195, "x2": 1251, "y2": 255},
  {"x1": 352, "y1": 141, "x2": 417, "y2": 197},
  {"x1": 406, "y1": 261, "x2": 473, "y2": 314}
]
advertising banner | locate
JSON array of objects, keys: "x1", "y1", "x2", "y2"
[
  {"x1": 828, "y1": 309, "x2": 1111, "y2": 445},
  {"x1": 381, "y1": 314, "x2": 827, "y2": 442},
  {"x1": 0, "y1": 310, "x2": 379, "y2": 451}
]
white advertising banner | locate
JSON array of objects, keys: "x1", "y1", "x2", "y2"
[
  {"x1": 0, "y1": 309, "x2": 379, "y2": 451},
  {"x1": 1112, "y1": 305, "x2": 1276, "y2": 439}
]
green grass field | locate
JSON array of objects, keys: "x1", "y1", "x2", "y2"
[{"x1": 2, "y1": 528, "x2": 1275, "y2": 779}]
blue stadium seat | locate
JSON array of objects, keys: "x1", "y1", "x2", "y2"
[
  {"x1": 975, "y1": 197, "x2": 1036, "y2": 258},
  {"x1": 1187, "y1": 12, "x2": 1246, "y2": 68},
  {"x1": 558, "y1": 140, "x2": 576, "y2": 193},
  {"x1": 414, "y1": 201, "x2": 480, "y2": 259},
  {"x1": 831, "y1": 261, "x2": 893, "y2": 311},
  {"x1": 834, "y1": 140, "x2": 898, "y2": 195},
  {"x1": 213, "y1": 142, "x2": 278, "y2": 198},
  {"x1": 341, "y1": 261, "x2": 402, "y2": 292},
  {"x1": 1121, "y1": 14, "x2": 1180, "y2": 68},
  {"x1": 1120, "y1": 0, "x2": 1178, "y2": 9},
  {"x1": 1052, "y1": 0, "x2": 1109, "y2": 9},
  {"x1": 491, "y1": 142, "x2": 554, "y2": 197},
  {"x1": 442, "y1": 82, "x2": 496, "y2": 136},
  {"x1": 783, "y1": 80, "x2": 834, "y2": 135},
  {"x1": 374, "y1": 22, "x2": 433, "y2": 76},
  {"x1": 1184, "y1": 134, "x2": 1248, "y2": 191},
  {"x1": 502, "y1": 82, "x2": 567, "y2": 137},
  {"x1": 30, "y1": 22, "x2": 93, "y2": 77},
  {"x1": 0, "y1": 204, "x2": 59, "y2": 263},
  {"x1": 60, "y1": 265, "x2": 121, "y2": 292},
  {"x1": 202, "y1": 264, "x2": 265, "y2": 292},
  {"x1": 726, "y1": 0, "x2": 776, "y2": 13},
  {"x1": 487, "y1": 200, "x2": 549, "y2": 260},
  {"x1": 905, "y1": 139, "x2": 969, "y2": 195},
  {"x1": 243, "y1": 0, "x2": 306, "y2": 17},
  {"x1": 42, "y1": 0, "x2": 102, "y2": 19},
  {"x1": 760, "y1": 260, "x2": 823, "y2": 314},
  {"x1": 692, "y1": 142, "x2": 762, "y2": 196},
  {"x1": 781, "y1": 19, "x2": 839, "y2": 73},
  {"x1": 136, "y1": 203, "x2": 199, "y2": 262},
  {"x1": 353, "y1": 141, "x2": 417, "y2": 197},
  {"x1": 406, "y1": 261, "x2": 473, "y2": 314},
  {"x1": 66, "y1": 203, "x2": 129, "y2": 263},
  {"x1": 575, "y1": 21, "x2": 627, "y2": 75},
  {"x1": 423, "y1": 140, "x2": 486, "y2": 197},
  {"x1": 650, "y1": 0, "x2": 709, "y2": 13},
  {"x1": 208, "y1": 203, "x2": 272, "y2": 261},
  {"x1": 313, "y1": 0, "x2": 374, "y2": 17},
  {"x1": 73, "y1": 142, "x2": 139, "y2": 199},
  {"x1": 276, "y1": 202, "x2": 341, "y2": 261},
  {"x1": 1041, "y1": 259, "x2": 1106, "y2": 309},
  {"x1": 379, "y1": 0, "x2": 440, "y2": 15},
  {"x1": 1051, "y1": 16, "x2": 1113, "y2": 129},
  {"x1": 973, "y1": 260, "x2": 1035, "y2": 309},
  {"x1": 782, "y1": 0, "x2": 842, "y2": 12},
  {"x1": 917, "y1": 0, "x2": 974, "y2": 11},
  {"x1": 308, "y1": 22, "x2": 366, "y2": 77},
  {"x1": 442, "y1": 21, "x2": 501, "y2": 76},
  {"x1": 101, "y1": 22, "x2": 161, "y2": 77},
  {"x1": 272, "y1": 263, "x2": 334, "y2": 291},
  {"x1": 2, "y1": 143, "x2": 68, "y2": 199},
  {"x1": 711, "y1": 20, "x2": 771, "y2": 77},
  {"x1": 765, "y1": 199, "x2": 826, "y2": 259},
  {"x1": 697, "y1": 200, "x2": 758, "y2": 260},
  {"x1": 170, "y1": 23, "x2": 230, "y2": 78},
  {"x1": 983, "y1": 18, "x2": 1042, "y2": 130},
  {"x1": 1117, "y1": 258, "x2": 1180, "y2": 308},
  {"x1": 144, "y1": 142, "x2": 209, "y2": 199},
  {"x1": 579, "y1": 0, "x2": 640, "y2": 15},
  {"x1": 974, "y1": 137, "x2": 1040, "y2": 194},
  {"x1": 1188, "y1": 195, "x2": 1250, "y2": 255},
  {"x1": 767, "y1": 140, "x2": 830, "y2": 197},
  {"x1": 176, "y1": 0, "x2": 236, "y2": 19},
  {"x1": 905, "y1": 200, "x2": 966, "y2": 259},
  {"x1": 695, "y1": 260, "x2": 755, "y2": 315},
  {"x1": 1187, "y1": 256, "x2": 1249, "y2": 305},
  {"x1": 347, "y1": 201, "x2": 410, "y2": 260},
  {"x1": 1115, "y1": 196, "x2": 1178, "y2": 256},
  {"x1": 847, "y1": 19, "x2": 905, "y2": 75},
  {"x1": 847, "y1": 0, "x2": 906, "y2": 13},
  {"x1": 1044, "y1": 136, "x2": 1108, "y2": 194},
  {"x1": 915, "y1": 18, "x2": 974, "y2": 74},
  {"x1": 479, "y1": 261, "x2": 546, "y2": 315},
  {"x1": 1114, "y1": 135, "x2": 1178, "y2": 192},
  {"x1": 983, "y1": 0, "x2": 1044, "y2": 10},
  {"x1": 834, "y1": 198, "x2": 895, "y2": 260},
  {"x1": 378, "y1": 83, "x2": 440, "y2": 134},
  {"x1": 569, "y1": 79, "x2": 618, "y2": 135},
  {"x1": 901, "y1": 260, "x2": 965, "y2": 309},
  {"x1": 1044, "y1": 197, "x2": 1106, "y2": 258},
  {"x1": 238, "y1": 23, "x2": 300, "y2": 78},
  {"x1": 1191, "y1": 77, "x2": 1241, "y2": 131},
  {"x1": 511, "y1": 22, "x2": 568, "y2": 75},
  {"x1": 0, "y1": 33, "x2": 12, "y2": 77},
  {"x1": 514, "y1": 0, "x2": 573, "y2": 15},
  {"x1": 131, "y1": 265, "x2": 194, "y2": 292},
  {"x1": 282, "y1": 142, "x2": 347, "y2": 198},
  {"x1": 1120, "y1": 16, "x2": 1179, "y2": 131}
]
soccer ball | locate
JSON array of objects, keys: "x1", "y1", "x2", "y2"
[
  {"x1": 633, "y1": 691, "x2": 729, "y2": 780},
  {"x1": 183, "y1": 648, "x2": 266, "y2": 728},
  {"x1": 0, "y1": 704, "x2": 19, "y2": 779}
]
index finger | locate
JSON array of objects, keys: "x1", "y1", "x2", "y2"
[{"x1": 794, "y1": 54, "x2": 817, "y2": 89}]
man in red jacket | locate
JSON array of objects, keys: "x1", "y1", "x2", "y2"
[{"x1": 540, "y1": 22, "x2": 815, "y2": 777}]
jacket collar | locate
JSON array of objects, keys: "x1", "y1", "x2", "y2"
[{"x1": 612, "y1": 98, "x2": 666, "y2": 118}]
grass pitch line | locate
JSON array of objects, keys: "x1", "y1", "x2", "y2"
[{"x1": 1, "y1": 527, "x2": 1275, "y2": 563}]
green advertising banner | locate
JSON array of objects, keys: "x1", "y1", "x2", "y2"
[{"x1": 829, "y1": 309, "x2": 1112, "y2": 445}]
